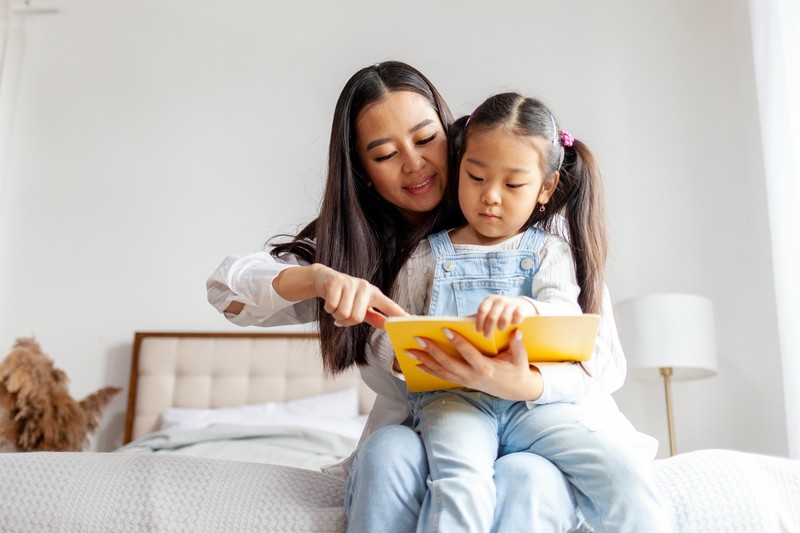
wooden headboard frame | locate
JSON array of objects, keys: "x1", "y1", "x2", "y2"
[{"x1": 124, "y1": 331, "x2": 374, "y2": 443}]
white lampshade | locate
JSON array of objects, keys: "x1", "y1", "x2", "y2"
[{"x1": 616, "y1": 293, "x2": 718, "y2": 381}]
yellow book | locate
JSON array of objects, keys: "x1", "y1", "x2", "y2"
[{"x1": 384, "y1": 314, "x2": 600, "y2": 392}]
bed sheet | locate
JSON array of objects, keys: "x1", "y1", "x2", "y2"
[{"x1": 117, "y1": 423, "x2": 362, "y2": 471}]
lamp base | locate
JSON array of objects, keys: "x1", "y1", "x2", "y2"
[{"x1": 660, "y1": 367, "x2": 677, "y2": 456}]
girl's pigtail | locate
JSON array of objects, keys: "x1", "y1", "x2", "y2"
[{"x1": 557, "y1": 140, "x2": 607, "y2": 314}]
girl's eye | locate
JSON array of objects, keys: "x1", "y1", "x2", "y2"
[
  {"x1": 375, "y1": 152, "x2": 397, "y2": 162},
  {"x1": 506, "y1": 183, "x2": 525, "y2": 189},
  {"x1": 467, "y1": 172, "x2": 484, "y2": 183},
  {"x1": 417, "y1": 133, "x2": 437, "y2": 146}
]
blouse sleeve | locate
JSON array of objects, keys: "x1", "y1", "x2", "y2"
[{"x1": 206, "y1": 249, "x2": 317, "y2": 327}]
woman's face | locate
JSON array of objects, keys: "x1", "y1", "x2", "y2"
[{"x1": 355, "y1": 90, "x2": 448, "y2": 225}]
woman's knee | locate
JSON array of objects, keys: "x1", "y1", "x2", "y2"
[{"x1": 353, "y1": 425, "x2": 428, "y2": 481}]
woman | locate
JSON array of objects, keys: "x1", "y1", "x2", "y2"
[{"x1": 207, "y1": 61, "x2": 654, "y2": 532}]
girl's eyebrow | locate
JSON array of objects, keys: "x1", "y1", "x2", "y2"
[
  {"x1": 464, "y1": 158, "x2": 529, "y2": 174},
  {"x1": 365, "y1": 119, "x2": 434, "y2": 151}
]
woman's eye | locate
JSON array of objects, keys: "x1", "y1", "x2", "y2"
[
  {"x1": 375, "y1": 152, "x2": 397, "y2": 162},
  {"x1": 417, "y1": 133, "x2": 437, "y2": 146}
]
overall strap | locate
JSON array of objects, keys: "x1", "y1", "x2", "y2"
[
  {"x1": 427, "y1": 230, "x2": 456, "y2": 259},
  {"x1": 518, "y1": 226, "x2": 549, "y2": 253}
]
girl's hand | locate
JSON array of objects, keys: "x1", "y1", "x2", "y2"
[
  {"x1": 309, "y1": 264, "x2": 408, "y2": 329},
  {"x1": 475, "y1": 296, "x2": 538, "y2": 337},
  {"x1": 408, "y1": 329, "x2": 543, "y2": 401}
]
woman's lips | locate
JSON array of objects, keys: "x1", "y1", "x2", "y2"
[{"x1": 403, "y1": 175, "x2": 435, "y2": 196}]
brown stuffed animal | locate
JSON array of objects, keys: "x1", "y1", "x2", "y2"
[{"x1": 0, "y1": 337, "x2": 121, "y2": 452}]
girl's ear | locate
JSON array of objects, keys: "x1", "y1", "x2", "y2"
[{"x1": 538, "y1": 170, "x2": 560, "y2": 204}]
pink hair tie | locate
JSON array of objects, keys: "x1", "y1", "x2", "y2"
[{"x1": 560, "y1": 130, "x2": 574, "y2": 147}]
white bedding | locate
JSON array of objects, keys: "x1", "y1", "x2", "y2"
[
  {"x1": 0, "y1": 452, "x2": 347, "y2": 532},
  {"x1": 2, "y1": 447, "x2": 799, "y2": 532},
  {"x1": 118, "y1": 423, "x2": 362, "y2": 470}
]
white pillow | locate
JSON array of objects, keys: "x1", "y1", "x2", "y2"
[{"x1": 160, "y1": 387, "x2": 360, "y2": 431}]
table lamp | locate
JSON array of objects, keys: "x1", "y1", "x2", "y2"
[{"x1": 615, "y1": 293, "x2": 717, "y2": 456}]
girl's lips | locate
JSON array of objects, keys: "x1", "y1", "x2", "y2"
[
  {"x1": 403, "y1": 175, "x2": 435, "y2": 196},
  {"x1": 479, "y1": 212, "x2": 500, "y2": 220}
]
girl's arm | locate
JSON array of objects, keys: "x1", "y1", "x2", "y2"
[{"x1": 526, "y1": 234, "x2": 582, "y2": 317}]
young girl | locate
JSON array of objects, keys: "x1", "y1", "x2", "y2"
[{"x1": 378, "y1": 92, "x2": 669, "y2": 532}]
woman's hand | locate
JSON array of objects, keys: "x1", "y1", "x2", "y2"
[
  {"x1": 407, "y1": 329, "x2": 543, "y2": 401},
  {"x1": 474, "y1": 295, "x2": 538, "y2": 337},
  {"x1": 274, "y1": 263, "x2": 407, "y2": 329}
]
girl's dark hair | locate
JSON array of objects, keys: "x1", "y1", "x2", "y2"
[
  {"x1": 448, "y1": 92, "x2": 607, "y2": 313},
  {"x1": 270, "y1": 61, "x2": 454, "y2": 374}
]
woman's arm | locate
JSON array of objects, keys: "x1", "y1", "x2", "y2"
[
  {"x1": 207, "y1": 251, "x2": 316, "y2": 327},
  {"x1": 207, "y1": 251, "x2": 406, "y2": 329}
]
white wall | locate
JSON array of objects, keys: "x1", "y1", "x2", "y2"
[{"x1": 0, "y1": 0, "x2": 786, "y2": 456}]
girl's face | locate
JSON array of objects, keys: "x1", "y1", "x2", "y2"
[
  {"x1": 355, "y1": 90, "x2": 448, "y2": 225},
  {"x1": 456, "y1": 126, "x2": 558, "y2": 246}
]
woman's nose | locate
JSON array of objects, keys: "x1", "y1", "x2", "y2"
[{"x1": 402, "y1": 150, "x2": 424, "y2": 173}]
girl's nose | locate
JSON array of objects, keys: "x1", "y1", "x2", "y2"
[{"x1": 482, "y1": 187, "x2": 501, "y2": 205}]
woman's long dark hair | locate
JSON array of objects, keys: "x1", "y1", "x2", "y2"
[
  {"x1": 270, "y1": 61, "x2": 455, "y2": 374},
  {"x1": 448, "y1": 93, "x2": 607, "y2": 313}
]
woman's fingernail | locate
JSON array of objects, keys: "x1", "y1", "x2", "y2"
[
  {"x1": 413, "y1": 337, "x2": 426, "y2": 348},
  {"x1": 443, "y1": 328, "x2": 454, "y2": 340},
  {"x1": 334, "y1": 321, "x2": 342, "y2": 327},
  {"x1": 515, "y1": 330, "x2": 523, "y2": 341},
  {"x1": 404, "y1": 350, "x2": 419, "y2": 361}
]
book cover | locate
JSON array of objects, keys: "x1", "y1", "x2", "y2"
[{"x1": 384, "y1": 314, "x2": 600, "y2": 392}]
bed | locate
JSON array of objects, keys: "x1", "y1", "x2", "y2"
[{"x1": 1, "y1": 331, "x2": 799, "y2": 532}]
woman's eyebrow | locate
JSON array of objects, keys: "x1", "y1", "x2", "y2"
[
  {"x1": 366, "y1": 119, "x2": 435, "y2": 151},
  {"x1": 409, "y1": 119, "x2": 433, "y2": 134}
]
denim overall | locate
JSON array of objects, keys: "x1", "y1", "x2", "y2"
[
  {"x1": 407, "y1": 228, "x2": 668, "y2": 533},
  {"x1": 424, "y1": 226, "x2": 546, "y2": 318}
]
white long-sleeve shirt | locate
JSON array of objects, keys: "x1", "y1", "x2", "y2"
[{"x1": 206, "y1": 247, "x2": 656, "y2": 476}]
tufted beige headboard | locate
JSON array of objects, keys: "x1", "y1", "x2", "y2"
[{"x1": 124, "y1": 331, "x2": 375, "y2": 443}]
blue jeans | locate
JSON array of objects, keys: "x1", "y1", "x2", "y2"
[
  {"x1": 344, "y1": 424, "x2": 589, "y2": 533},
  {"x1": 407, "y1": 390, "x2": 669, "y2": 533}
]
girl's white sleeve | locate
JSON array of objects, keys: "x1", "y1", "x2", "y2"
[
  {"x1": 528, "y1": 235, "x2": 582, "y2": 317},
  {"x1": 532, "y1": 285, "x2": 627, "y2": 403},
  {"x1": 528, "y1": 236, "x2": 626, "y2": 403},
  {"x1": 206, "y1": 250, "x2": 316, "y2": 327}
]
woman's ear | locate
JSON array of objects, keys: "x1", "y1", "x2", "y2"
[{"x1": 538, "y1": 170, "x2": 560, "y2": 204}]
